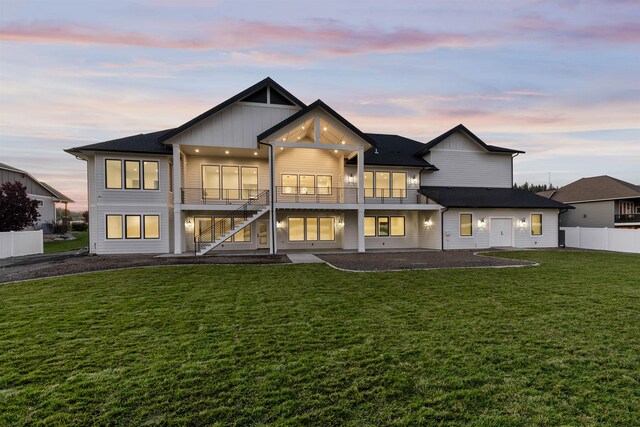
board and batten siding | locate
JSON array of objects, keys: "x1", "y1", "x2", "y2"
[
  {"x1": 167, "y1": 103, "x2": 300, "y2": 149},
  {"x1": 443, "y1": 208, "x2": 559, "y2": 250},
  {"x1": 421, "y1": 132, "x2": 513, "y2": 188},
  {"x1": 0, "y1": 167, "x2": 52, "y2": 197}
]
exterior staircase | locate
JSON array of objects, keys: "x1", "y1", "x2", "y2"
[{"x1": 194, "y1": 190, "x2": 270, "y2": 256}]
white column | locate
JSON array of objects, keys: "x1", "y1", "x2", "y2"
[
  {"x1": 357, "y1": 147, "x2": 364, "y2": 204},
  {"x1": 357, "y1": 208, "x2": 365, "y2": 252},
  {"x1": 173, "y1": 145, "x2": 182, "y2": 254},
  {"x1": 268, "y1": 145, "x2": 276, "y2": 255}
]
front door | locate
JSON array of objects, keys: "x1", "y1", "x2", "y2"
[
  {"x1": 257, "y1": 220, "x2": 269, "y2": 249},
  {"x1": 490, "y1": 218, "x2": 513, "y2": 247}
]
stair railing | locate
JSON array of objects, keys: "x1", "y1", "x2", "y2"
[{"x1": 194, "y1": 190, "x2": 269, "y2": 254}]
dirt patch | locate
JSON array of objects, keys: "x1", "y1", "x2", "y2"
[
  {"x1": 0, "y1": 254, "x2": 289, "y2": 284},
  {"x1": 318, "y1": 250, "x2": 534, "y2": 271}
]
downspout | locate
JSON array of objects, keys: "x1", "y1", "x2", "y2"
[
  {"x1": 440, "y1": 206, "x2": 449, "y2": 251},
  {"x1": 258, "y1": 140, "x2": 275, "y2": 254},
  {"x1": 511, "y1": 153, "x2": 519, "y2": 187}
]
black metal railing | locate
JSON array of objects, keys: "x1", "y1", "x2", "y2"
[
  {"x1": 275, "y1": 186, "x2": 358, "y2": 204},
  {"x1": 194, "y1": 190, "x2": 269, "y2": 254},
  {"x1": 181, "y1": 188, "x2": 265, "y2": 205},
  {"x1": 614, "y1": 213, "x2": 640, "y2": 223},
  {"x1": 362, "y1": 188, "x2": 429, "y2": 204}
]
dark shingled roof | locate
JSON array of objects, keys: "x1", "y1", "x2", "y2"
[
  {"x1": 537, "y1": 175, "x2": 640, "y2": 203},
  {"x1": 159, "y1": 77, "x2": 306, "y2": 143},
  {"x1": 66, "y1": 129, "x2": 175, "y2": 155},
  {"x1": 414, "y1": 124, "x2": 524, "y2": 156},
  {"x1": 346, "y1": 133, "x2": 437, "y2": 168},
  {"x1": 257, "y1": 99, "x2": 379, "y2": 148},
  {"x1": 420, "y1": 186, "x2": 572, "y2": 209}
]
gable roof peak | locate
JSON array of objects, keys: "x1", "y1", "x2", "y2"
[{"x1": 414, "y1": 124, "x2": 524, "y2": 156}]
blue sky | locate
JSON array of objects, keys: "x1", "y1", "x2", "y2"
[{"x1": 1, "y1": 0, "x2": 638, "y2": 209}]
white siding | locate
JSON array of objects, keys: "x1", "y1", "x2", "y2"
[
  {"x1": 420, "y1": 211, "x2": 441, "y2": 249},
  {"x1": 168, "y1": 103, "x2": 299, "y2": 149},
  {"x1": 90, "y1": 153, "x2": 172, "y2": 254},
  {"x1": 443, "y1": 208, "x2": 559, "y2": 250},
  {"x1": 274, "y1": 148, "x2": 343, "y2": 189},
  {"x1": 421, "y1": 132, "x2": 513, "y2": 188},
  {"x1": 363, "y1": 210, "x2": 419, "y2": 249},
  {"x1": 30, "y1": 195, "x2": 56, "y2": 226}
]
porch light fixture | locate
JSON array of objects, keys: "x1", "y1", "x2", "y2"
[
  {"x1": 424, "y1": 218, "x2": 433, "y2": 229},
  {"x1": 411, "y1": 175, "x2": 418, "y2": 184},
  {"x1": 519, "y1": 218, "x2": 527, "y2": 228},
  {"x1": 195, "y1": 149, "x2": 199, "y2": 153},
  {"x1": 225, "y1": 150, "x2": 229, "y2": 154},
  {"x1": 348, "y1": 173, "x2": 354, "y2": 183},
  {"x1": 338, "y1": 219, "x2": 344, "y2": 227},
  {"x1": 185, "y1": 219, "x2": 193, "y2": 231},
  {"x1": 276, "y1": 220, "x2": 283, "y2": 229},
  {"x1": 478, "y1": 218, "x2": 486, "y2": 229}
]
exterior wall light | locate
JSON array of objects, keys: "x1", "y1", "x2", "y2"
[
  {"x1": 348, "y1": 173, "x2": 354, "y2": 183},
  {"x1": 424, "y1": 218, "x2": 433, "y2": 229},
  {"x1": 411, "y1": 175, "x2": 418, "y2": 184},
  {"x1": 519, "y1": 218, "x2": 527, "y2": 228},
  {"x1": 478, "y1": 218, "x2": 486, "y2": 229},
  {"x1": 337, "y1": 219, "x2": 344, "y2": 227},
  {"x1": 185, "y1": 219, "x2": 193, "y2": 231},
  {"x1": 276, "y1": 221, "x2": 283, "y2": 229}
]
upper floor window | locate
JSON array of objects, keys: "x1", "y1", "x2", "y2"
[
  {"x1": 105, "y1": 159, "x2": 159, "y2": 190},
  {"x1": 531, "y1": 214, "x2": 542, "y2": 236},
  {"x1": 364, "y1": 171, "x2": 406, "y2": 198},
  {"x1": 202, "y1": 164, "x2": 258, "y2": 200}
]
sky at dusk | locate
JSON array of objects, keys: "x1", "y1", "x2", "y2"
[{"x1": 1, "y1": 0, "x2": 638, "y2": 210}]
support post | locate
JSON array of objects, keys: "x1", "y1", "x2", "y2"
[
  {"x1": 173, "y1": 145, "x2": 182, "y2": 254},
  {"x1": 357, "y1": 147, "x2": 364, "y2": 205},
  {"x1": 357, "y1": 208, "x2": 365, "y2": 253},
  {"x1": 268, "y1": 143, "x2": 277, "y2": 255}
]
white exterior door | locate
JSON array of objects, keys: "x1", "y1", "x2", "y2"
[
  {"x1": 490, "y1": 218, "x2": 513, "y2": 247},
  {"x1": 257, "y1": 220, "x2": 269, "y2": 249}
]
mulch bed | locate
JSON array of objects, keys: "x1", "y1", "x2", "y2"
[
  {"x1": 0, "y1": 254, "x2": 289, "y2": 284},
  {"x1": 318, "y1": 250, "x2": 534, "y2": 271}
]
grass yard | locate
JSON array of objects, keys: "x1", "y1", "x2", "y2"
[
  {"x1": 43, "y1": 231, "x2": 88, "y2": 254},
  {"x1": 1, "y1": 251, "x2": 638, "y2": 425}
]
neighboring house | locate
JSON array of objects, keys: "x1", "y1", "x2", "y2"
[
  {"x1": 538, "y1": 175, "x2": 640, "y2": 229},
  {"x1": 65, "y1": 78, "x2": 570, "y2": 255},
  {"x1": 0, "y1": 162, "x2": 74, "y2": 232}
]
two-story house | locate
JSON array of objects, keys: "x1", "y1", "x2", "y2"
[{"x1": 65, "y1": 78, "x2": 569, "y2": 255}]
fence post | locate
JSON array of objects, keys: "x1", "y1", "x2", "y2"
[
  {"x1": 604, "y1": 227, "x2": 609, "y2": 251},
  {"x1": 10, "y1": 231, "x2": 15, "y2": 257},
  {"x1": 576, "y1": 226, "x2": 580, "y2": 248}
]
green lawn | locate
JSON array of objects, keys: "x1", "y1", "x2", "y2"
[
  {"x1": 1, "y1": 251, "x2": 638, "y2": 425},
  {"x1": 43, "y1": 231, "x2": 88, "y2": 253}
]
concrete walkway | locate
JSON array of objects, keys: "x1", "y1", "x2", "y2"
[{"x1": 286, "y1": 253, "x2": 326, "y2": 264}]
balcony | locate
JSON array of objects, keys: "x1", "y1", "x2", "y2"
[
  {"x1": 182, "y1": 188, "x2": 266, "y2": 205},
  {"x1": 275, "y1": 186, "x2": 358, "y2": 204},
  {"x1": 615, "y1": 213, "x2": 640, "y2": 223}
]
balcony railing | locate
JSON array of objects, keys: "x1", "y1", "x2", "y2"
[
  {"x1": 363, "y1": 188, "x2": 429, "y2": 205},
  {"x1": 614, "y1": 213, "x2": 640, "y2": 223},
  {"x1": 276, "y1": 186, "x2": 358, "y2": 204},
  {"x1": 182, "y1": 188, "x2": 265, "y2": 205}
]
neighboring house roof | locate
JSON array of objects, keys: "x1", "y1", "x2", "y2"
[
  {"x1": 420, "y1": 186, "x2": 572, "y2": 209},
  {"x1": 159, "y1": 77, "x2": 306, "y2": 143},
  {"x1": 346, "y1": 133, "x2": 438, "y2": 169},
  {"x1": 537, "y1": 175, "x2": 640, "y2": 203},
  {"x1": 414, "y1": 124, "x2": 524, "y2": 156},
  {"x1": 257, "y1": 99, "x2": 379, "y2": 148},
  {"x1": 0, "y1": 162, "x2": 74, "y2": 203},
  {"x1": 66, "y1": 129, "x2": 175, "y2": 155}
]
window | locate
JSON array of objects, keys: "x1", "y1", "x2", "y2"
[
  {"x1": 194, "y1": 217, "x2": 212, "y2": 237},
  {"x1": 144, "y1": 215, "x2": 160, "y2": 239},
  {"x1": 377, "y1": 217, "x2": 389, "y2": 236},
  {"x1": 460, "y1": 214, "x2": 472, "y2": 236},
  {"x1": 202, "y1": 165, "x2": 220, "y2": 199},
  {"x1": 105, "y1": 160, "x2": 122, "y2": 189},
  {"x1": 375, "y1": 172, "x2": 390, "y2": 197},
  {"x1": 234, "y1": 225, "x2": 251, "y2": 242},
  {"x1": 531, "y1": 214, "x2": 542, "y2": 236},
  {"x1": 143, "y1": 161, "x2": 159, "y2": 190},
  {"x1": 619, "y1": 201, "x2": 634, "y2": 214},
  {"x1": 317, "y1": 176, "x2": 332, "y2": 195},
  {"x1": 299, "y1": 175, "x2": 315, "y2": 195},
  {"x1": 364, "y1": 217, "x2": 376, "y2": 237},
  {"x1": 288, "y1": 217, "x2": 305, "y2": 241},
  {"x1": 241, "y1": 167, "x2": 258, "y2": 199},
  {"x1": 125, "y1": 215, "x2": 141, "y2": 239},
  {"x1": 282, "y1": 174, "x2": 298, "y2": 194},
  {"x1": 125, "y1": 161, "x2": 140, "y2": 189},
  {"x1": 319, "y1": 218, "x2": 335, "y2": 241},
  {"x1": 390, "y1": 216, "x2": 405, "y2": 236},
  {"x1": 392, "y1": 172, "x2": 407, "y2": 198},
  {"x1": 287, "y1": 217, "x2": 335, "y2": 242},
  {"x1": 106, "y1": 215, "x2": 123, "y2": 239},
  {"x1": 364, "y1": 172, "x2": 374, "y2": 198},
  {"x1": 221, "y1": 166, "x2": 239, "y2": 199},
  {"x1": 36, "y1": 200, "x2": 44, "y2": 206},
  {"x1": 306, "y1": 217, "x2": 318, "y2": 241}
]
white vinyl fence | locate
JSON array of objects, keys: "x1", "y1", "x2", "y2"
[
  {"x1": 0, "y1": 230, "x2": 44, "y2": 258},
  {"x1": 562, "y1": 227, "x2": 640, "y2": 254}
]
